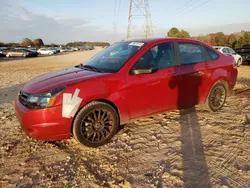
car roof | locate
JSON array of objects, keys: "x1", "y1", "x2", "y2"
[{"x1": 126, "y1": 37, "x2": 207, "y2": 44}]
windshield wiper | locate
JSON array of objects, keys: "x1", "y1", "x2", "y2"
[{"x1": 79, "y1": 64, "x2": 103, "y2": 72}]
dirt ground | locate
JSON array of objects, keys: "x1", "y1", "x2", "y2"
[{"x1": 0, "y1": 49, "x2": 249, "y2": 188}]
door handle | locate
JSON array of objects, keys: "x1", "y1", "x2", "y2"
[{"x1": 165, "y1": 70, "x2": 177, "y2": 76}]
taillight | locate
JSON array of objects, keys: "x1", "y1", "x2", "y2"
[{"x1": 232, "y1": 56, "x2": 237, "y2": 69}]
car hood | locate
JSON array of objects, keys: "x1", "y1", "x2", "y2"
[{"x1": 22, "y1": 67, "x2": 108, "y2": 94}]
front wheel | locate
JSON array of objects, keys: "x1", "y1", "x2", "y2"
[
  {"x1": 206, "y1": 82, "x2": 227, "y2": 112},
  {"x1": 73, "y1": 101, "x2": 119, "y2": 147}
]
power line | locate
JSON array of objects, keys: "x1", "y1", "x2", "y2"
[
  {"x1": 182, "y1": 0, "x2": 210, "y2": 15},
  {"x1": 113, "y1": 0, "x2": 117, "y2": 32},
  {"x1": 113, "y1": 0, "x2": 121, "y2": 33},
  {"x1": 176, "y1": 0, "x2": 202, "y2": 15},
  {"x1": 176, "y1": 0, "x2": 196, "y2": 11}
]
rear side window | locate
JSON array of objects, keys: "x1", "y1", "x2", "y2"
[
  {"x1": 178, "y1": 43, "x2": 205, "y2": 65},
  {"x1": 205, "y1": 47, "x2": 219, "y2": 61}
]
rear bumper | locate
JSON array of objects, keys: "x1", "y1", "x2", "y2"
[
  {"x1": 15, "y1": 97, "x2": 72, "y2": 141},
  {"x1": 229, "y1": 68, "x2": 238, "y2": 93}
]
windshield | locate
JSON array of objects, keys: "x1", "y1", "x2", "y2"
[{"x1": 83, "y1": 41, "x2": 145, "y2": 73}]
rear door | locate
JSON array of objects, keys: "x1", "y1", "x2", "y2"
[{"x1": 176, "y1": 42, "x2": 213, "y2": 109}]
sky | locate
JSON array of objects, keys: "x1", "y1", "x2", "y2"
[{"x1": 0, "y1": 0, "x2": 250, "y2": 44}]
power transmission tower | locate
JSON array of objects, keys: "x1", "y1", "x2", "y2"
[{"x1": 127, "y1": 0, "x2": 153, "y2": 40}]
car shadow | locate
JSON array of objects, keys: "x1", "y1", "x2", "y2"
[
  {"x1": 179, "y1": 107, "x2": 212, "y2": 187},
  {"x1": 169, "y1": 62, "x2": 212, "y2": 187},
  {"x1": 0, "y1": 84, "x2": 24, "y2": 104}
]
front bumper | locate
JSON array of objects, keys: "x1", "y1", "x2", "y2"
[{"x1": 15, "y1": 97, "x2": 72, "y2": 140}]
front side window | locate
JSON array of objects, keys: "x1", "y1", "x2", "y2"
[
  {"x1": 84, "y1": 41, "x2": 145, "y2": 73},
  {"x1": 178, "y1": 43, "x2": 205, "y2": 65},
  {"x1": 132, "y1": 42, "x2": 175, "y2": 71}
]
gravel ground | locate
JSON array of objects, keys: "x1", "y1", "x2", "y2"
[{"x1": 0, "y1": 50, "x2": 250, "y2": 188}]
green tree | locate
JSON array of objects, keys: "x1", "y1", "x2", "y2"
[
  {"x1": 179, "y1": 29, "x2": 191, "y2": 38},
  {"x1": 214, "y1": 32, "x2": 226, "y2": 46},
  {"x1": 167, "y1": 27, "x2": 180, "y2": 37},
  {"x1": 167, "y1": 27, "x2": 190, "y2": 38},
  {"x1": 21, "y1": 38, "x2": 33, "y2": 47},
  {"x1": 33, "y1": 38, "x2": 44, "y2": 47}
]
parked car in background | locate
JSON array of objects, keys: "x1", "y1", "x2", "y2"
[
  {"x1": 6, "y1": 49, "x2": 36, "y2": 58},
  {"x1": 37, "y1": 48, "x2": 55, "y2": 55},
  {"x1": 0, "y1": 48, "x2": 6, "y2": 57},
  {"x1": 18, "y1": 48, "x2": 38, "y2": 57},
  {"x1": 66, "y1": 47, "x2": 74, "y2": 52},
  {"x1": 234, "y1": 44, "x2": 250, "y2": 64},
  {"x1": 213, "y1": 46, "x2": 242, "y2": 66},
  {"x1": 48, "y1": 47, "x2": 60, "y2": 54},
  {"x1": 27, "y1": 47, "x2": 38, "y2": 53},
  {"x1": 73, "y1": 47, "x2": 79, "y2": 51},
  {"x1": 15, "y1": 38, "x2": 238, "y2": 147},
  {"x1": 0, "y1": 48, "x2": 13, "y2": 57},
  {"x1": 59, "y1": 47, "x2": 67, "y2": 52}
]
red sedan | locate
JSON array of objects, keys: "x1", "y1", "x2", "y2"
[{"x1": 15, "y1": 38, "x2": 238, "y2": 147}]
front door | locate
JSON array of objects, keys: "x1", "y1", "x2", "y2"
[{"x1": 126, "y1": 42, "x2": 179, "y2": 119}]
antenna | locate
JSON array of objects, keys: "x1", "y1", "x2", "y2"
[{"x1": 127, "y1": 0, "x2": 153, "y2": 40}]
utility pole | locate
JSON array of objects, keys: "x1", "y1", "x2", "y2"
[{"x1": 127, "y1": 0, "x2": 153, "y2": 40}]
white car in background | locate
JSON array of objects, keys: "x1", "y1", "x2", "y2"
[
  {"x1": 213, "y1": 46, "x2": 242, "y2": 66},
  {"x1": 37, "y1": 48, "x2": 55, "y2": 55}
]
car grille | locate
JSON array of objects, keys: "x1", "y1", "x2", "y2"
[{"x1": 19, "y1": 91, "x2": 31, "y2": 107}]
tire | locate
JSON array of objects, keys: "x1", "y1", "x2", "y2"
[
  {"x1": 6, "y1": 54, "x2": 10, "y2": 58},
  {"x1": 248, "y1": 61, "x2": 250, "y2": 65},
  {"x1": 206, "y1": 82, "x2": 227, "y2": 112},
  {"x1": 72, "y1": 101, "x2": 119, "y2": 147},
  {"x1": 23, "y1": 54, "x2": 27, "y2": 57},
  {"x1": 49, "y1": 52, "x2": 53, "y2": 55}
]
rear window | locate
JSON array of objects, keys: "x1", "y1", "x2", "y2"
[{"x1": 206, "y1": 47, "x2": 219, "y2": 61}]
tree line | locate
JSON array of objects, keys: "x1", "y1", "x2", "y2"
[
  {"x1": 0, "y1": 38, "x2": 110, "y2": 48},
  {"x1": 167, "y1": 27, "x2": 250, "y2": 48},
  {"x1": 1, "y1": 30, "x2": 250, "y2": 49},
  {"x1": 66, "y1": 42, "x2": 110, "y2": 47}
]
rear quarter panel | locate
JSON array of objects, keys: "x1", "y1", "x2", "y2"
[{"x1": 204, "y1": 55, "x2": 237, "y2": 101}]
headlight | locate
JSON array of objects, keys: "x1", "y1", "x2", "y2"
[{"x1": 25, "y1": 86, "x2": 66, "y2": 109}]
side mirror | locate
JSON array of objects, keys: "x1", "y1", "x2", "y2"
[
  {"x1": 131, "y1": 58, "x2": 157, "y2": 75},
  {"x1": 132, "y1": 67, "x2": 157, "y2": 75}
]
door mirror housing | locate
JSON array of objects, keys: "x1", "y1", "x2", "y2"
[
  {"x1": 132, "y1": 67, "x2": 157, "y2": 75},
  {"x1": 131, "y1": 58, "x2": 157, "y2": 75}
]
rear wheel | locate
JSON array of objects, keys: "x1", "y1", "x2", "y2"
[
  {"x1": 206, "y1": 82, "x2": 227, "y2": 112},
  {"x1": 73, "y1": 101, "x2": 119, "y2": 147}
]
